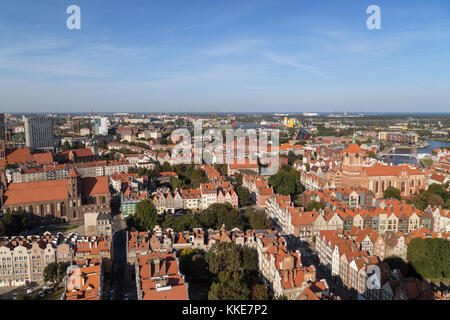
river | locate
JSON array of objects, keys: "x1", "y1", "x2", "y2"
[{"x1": 388, "y1": 140, "x2": 450, "y2": 165}]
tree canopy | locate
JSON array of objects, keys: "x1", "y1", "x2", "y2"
[
  {"x1": 0, "y1": 211, "x2": 27, "y2": 236},
  {"x1": 407, "y1": 238, "x2": 450, "y2": 279},
  {"x1": 306, "y1": 201, "x2": 323, "y2": 212},
  {"x1": 383, "y1": 186, "x2": 402, "y2": 200},
  {"x1": 44, "y1": 262, "x2": 69, "y2": 286},
  {"x1": 268, "y1": 165, "x2": 303, "y2": 197},
  {"x1": 133, "y1": 199, "x2": 158, "y2": 231},
  {"x1": 197, "y1": 203, "x2": 245, "y2": 230},
  {"x1": 236, "y1": 186, "x2": 252, "y2": 207},
  {"x1": 408, "y1": 183, "x2": 450, "y2": 210},
  {"x1": 245, "y1": 209, "x2": 272, "y2": 230},
  {"x1": 205, "y1": 242, "x2": 268, "y2": 300}
]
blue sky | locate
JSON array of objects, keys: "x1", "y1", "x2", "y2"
[{"x1": 0, "y1": 0, "x2": 449, "y2": 113}]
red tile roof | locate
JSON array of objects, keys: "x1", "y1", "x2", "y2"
[{"x1": 4, "y1": 180, "x2": 69, "y2": 206}]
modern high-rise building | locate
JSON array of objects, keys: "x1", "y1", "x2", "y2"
[
  {"x1": 99, "y1": 117, "x2": 109, "y2": 135},
  {"x1": 93, "y1": 118, "x2": 108, "y2": 136},
  {"x1": 24, "y1": 116, "x2": 54, "y2": 150}
]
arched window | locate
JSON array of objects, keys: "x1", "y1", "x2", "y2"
[
  {"x1": 61, "y1": 203, "x2": 66, "y2": 216},
  {"x1": 101, "y1": 196, "x2": 106, "y2": 204},
  {"x1": 375, "y1": 181, "x2": 379, "y2": 194},
  {"x1": 401, "y1": 182, "x2": 406, "y2": 193},
  {"x1": 40, "y1": 204, "x2": 45, "y2": 217},
  {"x1": 29, "y1": 206, "x2": 34, "y2": 214},
  {"x1": 381, "y1": 181, "x2": 385, "y2": 192},
  {"x1": 51, "y1": 203, "x2": 55, "y2": 215}
]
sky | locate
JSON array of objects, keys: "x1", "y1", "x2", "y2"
[{"x1": 0, "y1": 0, "x2": 449, "y2": 113}]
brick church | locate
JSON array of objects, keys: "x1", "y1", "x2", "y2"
[
  {"x1": 2, "y1": 168, "x2": 110, "y2": 223},
  {"x1": 338, "y1": 142, "x2": 427, "y2": 198}
]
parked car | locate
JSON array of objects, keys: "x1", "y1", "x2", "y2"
[
  {"x1": 38, "y1": 291, "x2": 45, "y2": 298},
  {"x1": 13, "y1": 293, "x2": 18, "y2": 300},
  {"x1": 124, "y1": 293, "x2": 128, "y2": 300}
]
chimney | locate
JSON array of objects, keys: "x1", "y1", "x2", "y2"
[{"x1": 153, "y1": 258, "x2": 160, "y2": 275}]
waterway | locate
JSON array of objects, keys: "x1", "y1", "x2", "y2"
[{"x1": 387, "y1": 140, "x2": 450, "y2": 165}]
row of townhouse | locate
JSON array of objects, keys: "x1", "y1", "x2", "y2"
[
  {"x1": 255, "y1": 234, "x2": 323, "y2": 299},
  {"x1": 316, "y1": 229, "x2": 436, "y2": 300},
  {"x1": 126, "y1": 225, "x2": 277, "y2": 279},
  {"x1": 315, "y1": 229, "x2": 382, "y2": 300},
  {"x1": 8, "y1": 160, "x2": 134, "y2": 183},
  {"x1": 302, "y1": 188, "x2": 376, "y2": 209},
  {"x1": 152, "y1": 182, "x2": 239, "y2": 214},
  {"x1": 267, "y1": 192, "x2": 440, "y2": 244},
  {"x1": 427, "y1": 206, "x2": 450, "y2": 233},
  {"x1": 242, "y1": 173, "x2": 274, "y2": 208},
  {"x1": 73, "y1": 235, "x2": 113, "y2": 275},
  {"x1": 0, "y1": 232, "x2": 74, "y2": 287}
]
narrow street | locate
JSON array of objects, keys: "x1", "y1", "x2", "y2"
[
  {"x1": 111, "y1": 213, "x2": 134, "y2": 300},
  {"x1": 111, "y1": 210, "x2": 137, "y2": 300},
  {"x1": 287, "y1": 240, "x2": 354, "y2": 300}
]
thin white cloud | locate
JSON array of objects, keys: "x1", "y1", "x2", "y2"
[
  {"x1": 263, "y1": 52, "x2": 328, "y2": 77},
  {"x1": 202, "y1": 39, "x2": 266, "y2": 56}
]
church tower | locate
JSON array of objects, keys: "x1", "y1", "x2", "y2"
[
  {"x1": 341, "y1": 142, "x2": 367, "y2": 189},
  {"x1": 67, "y1": 168, "x2": 81, "y2": 198}
]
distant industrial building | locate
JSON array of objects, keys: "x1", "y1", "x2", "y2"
[{"x1": 24, "y1": 116, "x2": 54, "y2": 150}]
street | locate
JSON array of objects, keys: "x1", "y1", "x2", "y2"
[{"x1": 111, "y1": 212, "x2": 136, "y2": 300}]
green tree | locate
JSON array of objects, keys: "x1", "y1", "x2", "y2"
[
  {"x1": 423, "y1": 158, "x2": 434, "y2": 168},
  {"x1": 208, "y1": 271, "x2": 251, "y2": 300},
  {"x1": 236, "y1": 186, "x2": 252, "y2": 207},
  {"x1": 0, "y1": 211, "x2": 27, "y2": 236},
  {"x1": 179, "y1": 248, "x2": 209, "y2": 281},
  {"x1": 170, "y1": 176, "x2": 183, "y2": 190},
  {"x1": 306, "y1": 201, "x2": 323, "y2": 211},
  {"x1": 368, "y1": 150, "x2": 376, "y2": 158},
  {"x1": 44, "y1": 262, "x2": 69, "y2": 287},
  {"x1": 198, "y1": 203, "x2": 245, "y2": 230},
  {"x1": 190, "y1": 168, "x2": 208, "y2": 188},
  {"x1": 135, "y1": 200, "x2": 158, "y2": 231},
  {"x1": 287, "y1": 151, "x2": 296, "y2": 165},
  {"x1": 407, "y1": 238, "x2": 450, "y2": 279},
  {"x1": 245, "y1": 209, "x2": 271, "y2": 230},
  {"x1": 161, "y1": 161, "x2": 172, "y2": 172},
  {"x1": 251, "y1": 284, "x2": 270, "y2": 300},
  {"x1": 428, "y1": 194, "x2": 444, "y2": 208},
  {"x1": 383, "y1": 186, "x2": 402, "y2": 200},
  {"x1": 268, "y1": 165, "x2": 303, "y2": 197},
  {"x1": 234, "y1": 173, "x2": 243, "y2": 187}
]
